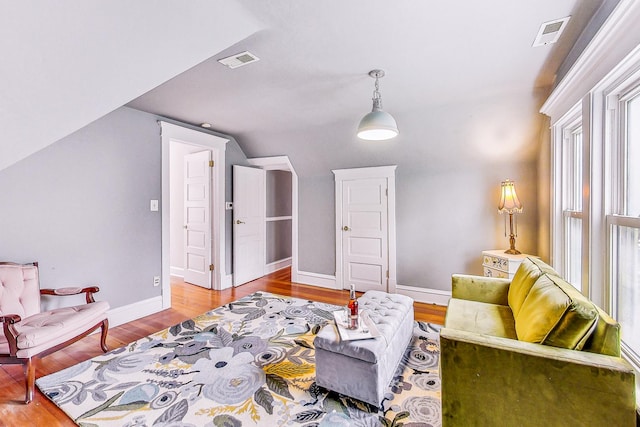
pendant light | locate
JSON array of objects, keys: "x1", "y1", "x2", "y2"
[{"x1": 357, "y1": 69, "x2": 399, "y2": 141}]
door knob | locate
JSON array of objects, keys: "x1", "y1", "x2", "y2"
[
  {"x1": 236, "y1": 220, "x2": 245, "y2": 224},
  {"x1": 343, "y1": 226, "x2": 350, "y2": 231}
]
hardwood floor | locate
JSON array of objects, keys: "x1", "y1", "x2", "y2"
[{"x1": 0, "y1": 267, "x2": 446, "y2": 426}]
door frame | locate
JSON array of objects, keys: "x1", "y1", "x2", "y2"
[
  {"x1": 333, "y1": 165, "x2": 397, "y2": 292},
  {"x1": 160, "y1": 121, "x2": 228, "y2": 309}
]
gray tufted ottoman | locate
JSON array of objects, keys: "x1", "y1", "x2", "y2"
[{"x1": 313, "y1": 290, "x2": 414, "y2": 407}]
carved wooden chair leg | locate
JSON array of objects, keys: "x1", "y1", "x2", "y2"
[
  {"x1": 100, "y1": 319, "x2": 109, "y2": 353},
  {"x1": 24, "y1": 358, "x2": 36, "y2": 404}
]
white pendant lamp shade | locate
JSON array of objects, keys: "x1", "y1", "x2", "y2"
[
  {"x1": 357, "y1": 69, "x2": 399, "y2": 141},
  {"x1": 357, "y1": 109, "x2": 399, "y2": 140}
]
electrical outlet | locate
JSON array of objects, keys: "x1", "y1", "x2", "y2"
[{"x1": 153, "y1": 276, "x2": 160, "y2": 287}]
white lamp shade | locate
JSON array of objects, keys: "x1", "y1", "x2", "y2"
[
  {"x1": 498, "y1": 180, "x2": 523, "y2": 214},
  {"x1": 357, "y1": 109, "x2": 399, "y2": 141}
]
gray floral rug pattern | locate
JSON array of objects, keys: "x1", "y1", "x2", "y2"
[{"x1": 36, "y1": 292, "x2": 441, "y2": 426}]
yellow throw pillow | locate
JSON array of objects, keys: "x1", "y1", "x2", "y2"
[
  {"x1": 582, "y1": 304, "x2": 621, "y2": 357},
  {"x1": 508, "y1": 257, "x2": 559, "y2": 317},
  {"x1": 515, "y1": 274, "x2": 598, "y2": 350}
]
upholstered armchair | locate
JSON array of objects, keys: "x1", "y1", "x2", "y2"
[{"x1": 0, "y1": 262, "x2": 110, "y2": 403}]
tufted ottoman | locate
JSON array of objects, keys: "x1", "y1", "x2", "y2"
[{"x1": 313, "y1": 290, "x2": 414, "y2": 407}]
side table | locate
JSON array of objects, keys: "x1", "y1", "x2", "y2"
[{"x1": 482, "y1": 250, "x2": 533, "y2": 279}]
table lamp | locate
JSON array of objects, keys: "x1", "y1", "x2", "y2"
[{"x1": 498, "y1": 179, "x2": 523, "y2": 255}]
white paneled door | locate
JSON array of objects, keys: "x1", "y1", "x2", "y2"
[
  {"x1": 233, "y1": 165, "x2": 266, "y2": 286},
  {"x1": 183, "y1": 151, "x2": 212, "y2": 288},
  {"x1": 341, "y1": 177, "x2": 389, "y2": 293}
]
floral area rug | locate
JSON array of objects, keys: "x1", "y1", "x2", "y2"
[{"x1": 37, "y1": 292, "x2": 441, "y2": 427}]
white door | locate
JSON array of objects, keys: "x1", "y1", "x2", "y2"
[
  {"x1": 341, "y1": 178, "x2": 389, "y2": 292},
  {"x1": 183, "y1": 151, "x2": 212, "y2": 288},
  {"x1": 233, "y1": 165, "x2": 266, "y2": 286}
]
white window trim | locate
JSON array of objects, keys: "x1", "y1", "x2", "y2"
[
  {"x1": 550, "y1": 102, "x2": 582, "y2": 285},
  {"x1": 592, "y1": 49, "x2": 640, "y2": 310},
  {"x1": 606, "y1": 215, "x2": 640, "y2": 370},
  {"x1": 542, "y1": 0, "x2": 640, "y2": 406}
]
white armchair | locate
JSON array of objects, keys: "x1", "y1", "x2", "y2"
[{"x1": 0, "y1": 262, "x2": 109, "y2": 403}]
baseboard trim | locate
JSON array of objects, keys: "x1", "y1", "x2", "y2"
[
  {"x1": 107, "y1": 296, "x2": 164, "y2": 327},
  {"x1": 170, "y1": 266, "x2": 184, "y2": 277},
  {"x1": 291, "y1": 273, "x2": 449, "y2": 302},
  {"x1": 296, "y1": 270, "x2": 338, "y2": 289},
  {"x1": 396, "y1": 284, "x2": 451, "y2": 306},
  {"x1": 265, "y1": 257, "x2": 292, "y2": 274}
]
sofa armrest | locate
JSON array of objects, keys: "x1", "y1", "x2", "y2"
[
  {"x1": 451, "y1": 274, "x2": 511, "y2": 305},
  {"x1": 440, "y1": 327, "x2": 637, "y2": 427},
  {"x1": 41, "y1": 286, "x2": 101, "y2": 304}
]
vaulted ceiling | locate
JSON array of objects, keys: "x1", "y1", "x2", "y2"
[
  {"x1": 128, "y1": 1, "x2": 606, "y2": 177},
  {"x1": 0, "y1": 1, "x2": 262, "y2": 171},
  {"x1": 1, "y1": 1, "x2": 606, "y2": 174}
]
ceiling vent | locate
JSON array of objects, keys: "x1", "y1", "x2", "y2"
[
  {"x1": 532, "y1": 16, "x2": 571, "y2": 47},
  {"x1": 217, "y1": 51, "x2": 259, "y2": 69}
]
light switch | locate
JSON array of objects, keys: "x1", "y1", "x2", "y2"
[{"x1": 150, "y1": 200, "x2": 159, "y2": 211}]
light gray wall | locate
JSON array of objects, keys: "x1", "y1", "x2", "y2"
[
  {"x1": 0, "y1": 107, "x2": 162, "y2": 309},
  {"x1": 267, "y1": 220, "x2": 292, "y2": 264},
  {"x1": 298, "y1": 175, "x2": 336, "y2": 274},
  {"x1": 0, "y1": 106, "x2": 253, "y2": 310},
  {"x1": 295, "y1": 160, "x2": 538, "y2": 290},
  {"x1": 395, "y1": 161, "x2": 538, "y2": 288},
  {"x1": 0, "y1": 98, "x2": 540, "y2": 308},
  {"x1": 289, "y1": 97, "x2": 541, "y2": 291},
  {"x1": 236, "y1": 87, "x2": 545, "y2": 292},
  {"x1": 266, "y1": 170, "x2": 292, "y2": 217}
]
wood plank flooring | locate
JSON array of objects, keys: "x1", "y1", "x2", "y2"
[{"x1": 0, "y1": 267, "x2": 446, "y2": 426}]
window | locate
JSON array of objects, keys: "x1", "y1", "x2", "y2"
[
  {"x1": 562, "y1": 123, "x2": 583, "y2": 289},
  {"x1": 542, "y1": 1, "x2": 640, "y2": 402},
  {"x1": 609, "y1": 86, "x2": 640, "y2": 367},
  {"x1": 552, "y1": 105, "x2": 583, "y2": 291}
]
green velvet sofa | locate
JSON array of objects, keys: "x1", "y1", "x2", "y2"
[{"x1": 440, "y1": 257, "x2": 637, "y2": 426}]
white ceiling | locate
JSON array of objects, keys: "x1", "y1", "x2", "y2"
[
  {"x1": 0, "y1": 1, "x2": 262, "y2": 171},
  {"x1": 1, "y1": 1, "x2": 606, "y2": 175},
  {"x1": 128, "y1": 0, "x2": 605, "y2": 176}
]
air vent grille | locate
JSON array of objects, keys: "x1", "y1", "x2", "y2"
[
  {"x1": 532, "y1": 16, "x2": 571, "y2": 47},
  {"x1": 218, "y1": 51, "x2": 260, "y2": 69}
]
